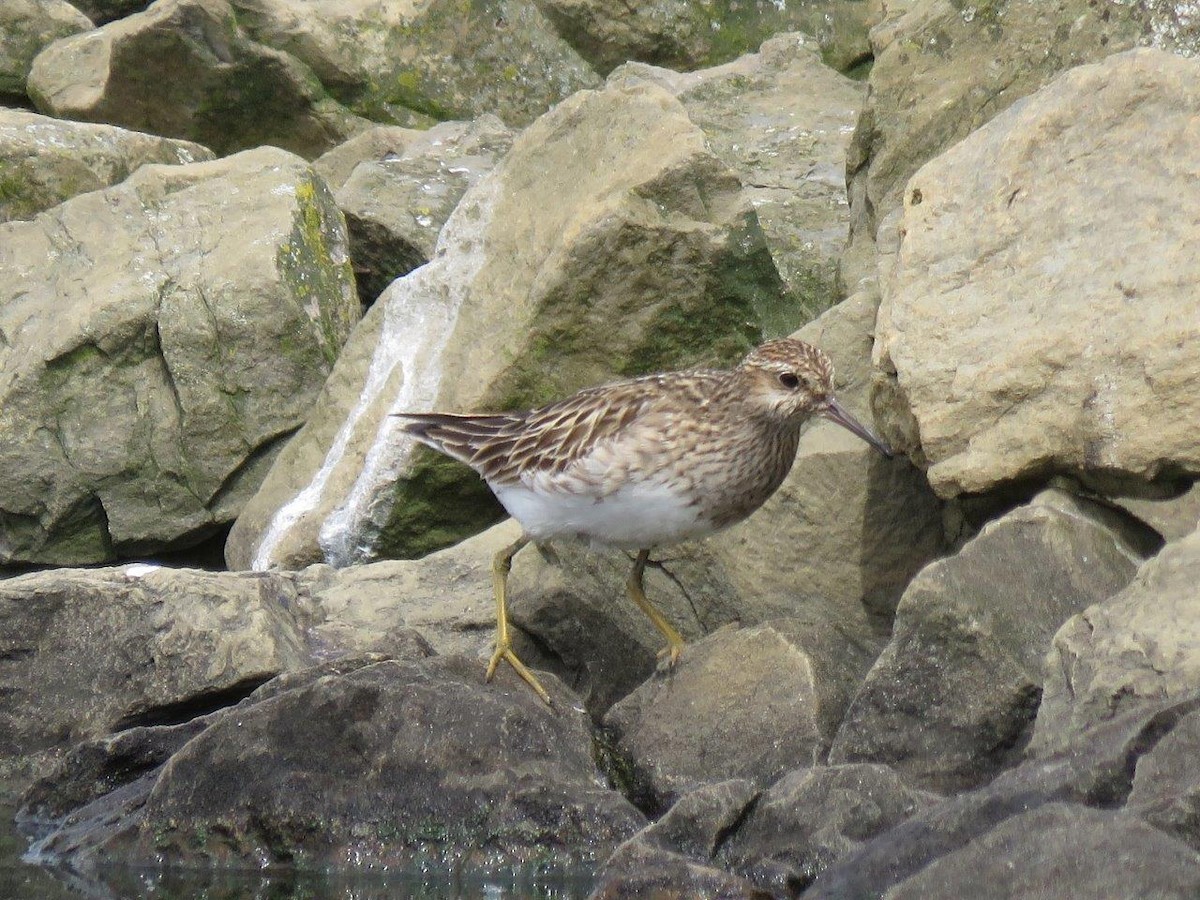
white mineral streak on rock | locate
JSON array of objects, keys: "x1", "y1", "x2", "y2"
[{"x1": 251, "y1": 175, "x2": 501, "y2": 570}]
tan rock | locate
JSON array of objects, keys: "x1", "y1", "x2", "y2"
[
  {"x1": 873, "y1": 49, "x2": 1200, "y2": 497},
  {"x1": 0, "y1": 0, "x2": 91, "y2": 99},
  {"x1": 0, "y1": 146, "x2": 359, "y2": 564}
]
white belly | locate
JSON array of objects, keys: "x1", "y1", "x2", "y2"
[{"x1": 492, "y1": 478, "x2": 711, "y2": 549}]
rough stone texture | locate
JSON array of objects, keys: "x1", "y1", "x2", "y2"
[
  {"x1": 333, "y1": 115, "x2": 514, "y2": 304},
  {"x1": 604, "y1": 620, "x2": 879, "y2": 808},
  {"x1": 884, "y1": 803, "x2": 1200, "y2": 900},
  {"x1": 40, "y1": 658, "x2": 646, "y2": 871},
  {"x1": 609, "y1": 33, "x2": 865, "y2": 330},
  {"x1": 229, "y1": 0, "x2": 601, "y2": 126},
  {"x1": 0, "y1": 564, "x2": 313, "y2": 781},
  {"x1": 27, "y1": 0, "x2": 365, "y2": 157},
  {"x1": 537, "y1": 0, "x2": 874, "y2": 75},
  {"x1": 0, "y1": 108, "x2": 213, "y2": 223},
  {"x1": 0, "y1": 146, "x2": 360, "y2": 564},
  {"x1": 0, "y1": 0, "x2": 91, "y2": 101},
  {"x1": 1033, "y1": 526, "x2": 1200, "y2": 755},
  {"x1": 1110, "y1": 481, "x2": 1200, "y2": 543},
  {"x1": 312, "y1": 125, "x2": 428, "y2": 190},
  {"x1": 845, "y1": 0, "x2": 1200, "y2": 279},
  {"x1": 590, "y1": 780, "x2": 767, "y2": 900},
  {"x1": 1128, "y1": 708, "x2": 1200, "y2": 851},
  {"x1": 719, "y1": 764, "x2": 936, "y2": 895},
  {"x1": 830, "y1": 489, "x2": 1148, "y2": 793},
  {"x1": 873, "y1": 50, "x2": 1200, "y2": 498},
  {"x1": 807, "y1": 693, "x2": 1200, "y2": 899},
  {"x1": 229, "y1": 81, "x2": 786, "y2": 570}
]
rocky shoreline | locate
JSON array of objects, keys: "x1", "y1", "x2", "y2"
[{"x1": 3, "y1": 2, "x2": 1200, "y2": 897}]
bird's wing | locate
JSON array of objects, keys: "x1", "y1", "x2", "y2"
[{"x1": 394, "y1": 377, "x2": 673, "y2": 486}]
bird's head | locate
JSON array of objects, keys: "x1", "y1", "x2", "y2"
[{"x1": 738, "y1": 338, "x2": 892, "y2": 456}]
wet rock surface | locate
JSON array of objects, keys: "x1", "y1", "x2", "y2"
[{"x1": 4, "y1": 5, "x2": 1200, "y2": 898}]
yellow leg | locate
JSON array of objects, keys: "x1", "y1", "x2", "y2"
[
  {"x1": 626, "y1": 549, "x2": 685, "y2": 666},
  {"x1": 487, "y1": 535, "x2": 551, "y2": 705}
]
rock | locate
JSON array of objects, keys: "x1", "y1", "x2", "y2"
[
  {"x1": 884, "y1": 803, "x2": 1200, "y2": 900},
  {"x1": 873, "y1": 49, "x2": 1200, "y2": 497},
  {"x1": 229, "y1": 80, "x2": 786, "y2": 570},
  {"x1": 332, "y1": 116, "x2": 514, "y2": 305},
  {"x1": 719, "y1": 764, "x2": 934, "y2": 895},
  {"x1": 0, "y1": 146, "x2": 359, "y2": 564},
  {"x1": 1033, "y1": 525, "x2": 1200, "y2": 755},
  {"x1": 1128, "y1": 708, "x2": 1200, "y2": 851},
  {"x1": 39, "y1": 657, "x2": 646, "y2": 872},
  {"x1": 609, "y1": 33, "x2": 865, "y2": 330},
  {"x1": 807, "y1": 693, "x2": 1200, "y2": 898},
  {"x1": 312, "y1": 125, "x2": 429, "y2": 191},
  {"x1": 27, "y1": 0, "x2": 365, "y2": 157},
  {"x1": 830, "y1": 489, "x2": 1148, "y2": 793},
  {"x1": 229, "y1": 0, "x2": 601, "y2": 126},
  {"x1": 0, "y1": 564, "x2": 313, "y2": 783},
  {"x1": 590, "y1": 780, "x2": 767, "y2": 900},
  {"x1": 64, "y1": 0, "x2": 146, "y2": 26},
  {"x1": 604, "y1": 619, "x2": 879, "y2": 808},
  {"x1": 537, "y1": 0, "x2": 873, "y2": 75},
  {"x1": 0, "y1": 0, "x2": 91, "y2": 101},
  {"x1": 845, "y1": 0, "x2": 1200, "y2": 273},
  {"x1": 0, "y1": 108, "x2": 212, "y2": 223}
]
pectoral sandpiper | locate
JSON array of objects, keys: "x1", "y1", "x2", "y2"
[{"x1": 394, "y1": 338, "x2": 892, "y2": 704}]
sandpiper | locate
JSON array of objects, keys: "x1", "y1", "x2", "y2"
[{"x1": 394, "y1": 338, "x2": 892, "y2": 703}]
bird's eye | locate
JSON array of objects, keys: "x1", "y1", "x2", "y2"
[{"x1": 779, "y1": 372, "x2": 801, "y2": 390}]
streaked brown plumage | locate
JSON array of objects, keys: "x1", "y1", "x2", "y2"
[{"x1": 395, "y1": 338, "x2": 891, "y2": 704}]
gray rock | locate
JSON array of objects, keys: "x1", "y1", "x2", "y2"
[
  {"x1": 0, "y1": 146, "x2": 359, "y2": 564},
  {"x1": 845, "y1": 0, "x2": 1199, "y2": 278},
  {"x1": 609, "y1": 34, "x2": 866, "y2": 330},
  {"x1": 872, "y1": 49, "x2": 1200, "y2": 497},
  {"x1": 807, "y1": 693, "x2": 1200, "y2": 899},
  {"x1": 42, "y1": 657, "x2": 645, "y2": 871},
  {"x1": 27, "y1": 0, "x2": 365, "y2": 157},
  {"x1": 830, "y1": 489, "x2": 1147, "y2": 793},
  {"x1": 0, "y1": 564, "x2": 313, "y2": 781},
  {"x1": 63, "y1": 0, "x2": 147, "y2": 26},
  {"x1": 1128, "y1": 708, "x2": 1200, "y2": 851},
  {"x1": 332, "y1": 116, "x2": 514, "y2": 304},
  {"x1": 0, "y1": 108, "x2": 212, "y2": 223},
  {"x1": 1033, "y1": 525, "x2": 1200, "y2": 755},
  {"x1": 0, "y1": 0, "x2": 91, "y2": 101},
  {"x1": 589, "y1": 780, "x2": 767, "y2": 900},
  {"x1": 229, "y1": 80, "x2": 786, "y2": 569},
  {"x1": 884, "y1": 803, "x2": 1200, "y2": 900},
  {"x1": 719, "y1": 764, "x2": 937, "y2": 895},
  {"x1": 229, "y1": 0, "x2": 601, "y2": 126},
  {"x1": 604, "y1": 619, "x2": 879, "y2": 807},
  {"x1": 537, "y1": 0, "x2": 873, "y2": 75},
  {"x1": 1109, "y1": 481, "x2": 1200, "y2": 543}
]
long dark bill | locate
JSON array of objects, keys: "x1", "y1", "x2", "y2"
[{"x1": 820, "y1": 397, "x2": 893, "y2": 457}]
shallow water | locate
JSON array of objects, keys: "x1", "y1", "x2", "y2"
[{"x1": 2, "y1": 804, "x2": 595, "y2": 899}]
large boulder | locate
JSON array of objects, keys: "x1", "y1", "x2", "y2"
[
  {"x1": 603, "y1": 619, "x2": 879, "y2": 808},
  {"x1": 1033, "y1": 525, "x2": 1200, "y2": 755},
  {"x1": 844, "y1": 0, "x2": 1200, "y2": 282},
  {"x1": 537, "y1": 0, "x2": 874, "y2": 75},
  {"x1": 228, "y1": 80, "x2": 787, "y2": 570},
  {"x1": 0, "y1": 146, "x2": 359, "y2": 564},
  {"x1": 228, "y1": 0, "x2": 601, "y2": 126},
  {"x1": 0, "y1": 109, "x2": 212, "y2": 223},
  {"x1": 0, "y1": 564, "x2": 312, "y2": 786},
  {"x1": 30, "y1": 657, "x2": 646, "y2": 873},
  {"x1": 829, "y1": 489, "x2": 1148, "y2": 793},
  {"x1": 27, "y1": 0, "x2": 365, "y2": 157},
  {"x1": 873, "y1": 50, "x2": 1200, "y2": 497},
  {"x1": 609, "y1": 33, "x2": 865, "y2": 330}
]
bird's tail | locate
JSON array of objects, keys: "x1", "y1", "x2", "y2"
[{"x1": 391, "y1": 411, "x2": 520, "y2": 469}]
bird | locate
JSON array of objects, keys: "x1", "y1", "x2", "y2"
[{"x1": 393, "y1": 337, "x2": 892, "y2": 704}]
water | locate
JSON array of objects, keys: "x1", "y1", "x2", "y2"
[{"x1": 2, "y1": 803, "x2": 594, "y2": 900}]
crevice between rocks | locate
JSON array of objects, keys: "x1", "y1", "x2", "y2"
[{"x1": 111, "y1": 675, "x2": 275, "y2": 732}]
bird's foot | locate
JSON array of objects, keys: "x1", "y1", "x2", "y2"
[
  {"x1": 486, "y1": 640, "x2": 552, "y2": 706},
  {"x1": 656, "y1": 639, "x2": 684, "y2": 669}
]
